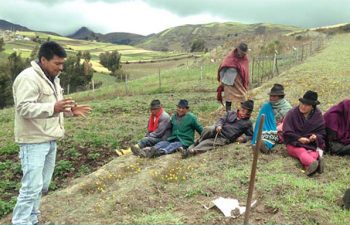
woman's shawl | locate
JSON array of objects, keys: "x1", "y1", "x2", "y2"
[
  {"x1": 283, "y1": 106, "x2": 326, "y2": 150},
  {"x1": 252, "y1": 102, "x2": 278, "y2": 150},
  {"x1": 324, "y1": 99, "x2": 350, "y2": 145}
]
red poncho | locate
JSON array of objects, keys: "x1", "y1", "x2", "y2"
[{"x1": 217, "y1": 49, "x2": 249, "y2": 89}]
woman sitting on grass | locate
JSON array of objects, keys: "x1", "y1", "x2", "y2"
[
  {"x1": 282, "y1": 90, "x2": 326, "y2": 176},
  {"x1": 252, "y1": 84, "x2": 292, "y2": 153},
  {"x1": 324, "y1": 99, "x2": 350, "y2": 156}
]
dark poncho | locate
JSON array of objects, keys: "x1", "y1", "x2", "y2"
[
  {"x1": 283, "y1": 106, "x2": 326, "y2": 150},
  {"x1": 324, "y1": 99, "x2": 350, "y2": 145}
]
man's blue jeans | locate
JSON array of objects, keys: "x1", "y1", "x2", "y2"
[
  {"x1": 154, "y1": 141, "x2": 183, "y2": 154},
  {"x1": 138, "y1": 137, "x2": 161, "y2": 148},
  {"x1": 12, "y1": 141, "x2": 57, "y2": 225}
]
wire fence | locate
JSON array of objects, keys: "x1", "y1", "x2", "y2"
[
  {"x1": 84, "y1": 38, "x2": 327, "y2": 96},
  {"x1": 250, "y1": 38, "x2": 326, "y2": 87}
]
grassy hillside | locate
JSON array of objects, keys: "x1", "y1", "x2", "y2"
[
  {"x1": 137, "y1": 22, "x2": 299, "y2": 52},
  {"x1": 2, "y1": 31, "x2": 188, "y2": 72},
  {"x1": 287, "y1": 23, "x2": 350, "y2": 37},
  {"x1": 1, "y1": 34, "x2": 350, "y2": 224}
]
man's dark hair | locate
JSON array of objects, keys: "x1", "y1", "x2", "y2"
[{"x1": 38, "y1": 41, "x2": 67, "y2": 61}]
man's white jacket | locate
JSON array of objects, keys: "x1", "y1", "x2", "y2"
[{"x1": 13, "y1": 61, "x2": 65, "y2": 143}]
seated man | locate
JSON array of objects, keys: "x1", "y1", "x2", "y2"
[
  {"x1": 252, "y1": 84, "x2": 292, "y2": 153},
  {"x1": 324, "y1": 99, "x2": 350, "y2": 155},
  {"x1": 282, "y1": 90, "x2": 326, "y2": 176},
  {"x1": 182, "y1": 100, "x2": 254, "y2": 158},
  {"x1": 142, "y1": 99, "x2": 203, "y2": 158},
  {"x1": 131, "y1": 99, "x2": 171, "y2": 156}
]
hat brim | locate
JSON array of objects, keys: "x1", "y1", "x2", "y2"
[
  {"x1": 268, "y1": 91, "x2": 285, "y2": 96},
  {"x1": 240, "y1": 102, "x2": 253, "y2": 111},
  {"x1": 177, "y1": 104, "x2": 189, "y2": 108},
  {"x1": 299, "y1": 98, "x2": 320, "y2": 105}
]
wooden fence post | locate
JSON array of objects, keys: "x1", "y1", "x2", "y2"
[
  {"x1": 309, "y1": 42, "x2": 312, "y2": 55},
  {"x1": 301, "y1": 45, "x2": 304, "y2": 61},
  {"x1": 124, "y1": 73, "x2": 128, "y2": 95},
  {"x1": 158, "y1": 67, "x2": 161, "y2": 90},
  {"x1": 251, "y1": 57, "x2": 255, "y2": 86},
  {"x1": 200, "y1": 65, "x2": 203, "y2": 80}
]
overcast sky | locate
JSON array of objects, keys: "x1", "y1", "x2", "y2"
[{"x1": 0, "y1": 0, "x2": 349, "y2": 36}]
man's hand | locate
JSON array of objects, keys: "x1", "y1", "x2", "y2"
[
  {"x1": 236, "y1": 136, "x2": 246, "y2": 143},
  {"x1": 309, "y1": 134, "x2": 317, "y2": 142},
  {"x1": 216, "y1": 126, "x2": 222, "y2": 133},
  {"x1": 54, "y1": 98, "x2": 76, "y2": 113},
  {"x1": 71, "y1": 105, "x2": 92, "y2": 118},
  {"x1": 298, "y1": 137, "x2": 310, "y2": 144}
]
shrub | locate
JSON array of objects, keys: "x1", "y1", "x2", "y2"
[{"x1": 54, "y1": 160, "x2": 74, "y2": 176}]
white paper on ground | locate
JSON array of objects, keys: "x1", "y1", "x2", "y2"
[{"x1": 210, "y1": 197, "x2": 257, "y2": 218}]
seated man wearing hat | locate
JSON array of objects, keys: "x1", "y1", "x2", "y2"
[
  {"x1": 131, "y1": 99, "x2": 171, "y2": 156},
  {"x1": 323, "y1": 99, "x2": 350, "y2": 156},
  {"x1": 282, "y1": 90, "x2": 326, "y2": 176},
  {"x1": 181, "y1": 100, "x2": 254, "y2": 158},
  {"x1": 252, "y1": 84, "x2": 292, "y2": 153},
  {"x1": 142, "y1": 99, "x2": 203, "y2": 158}
]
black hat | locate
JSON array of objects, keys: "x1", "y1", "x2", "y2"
[
  {"x1": 237, "y1": 42, "x2": 248, "y2": 53},
  {"x1": 268, "y1": 83, "x2": 285, "y2": 96},
  {"x1": 150, "y1": 99, "x2": 161, "y2": 109},
  {"x1": 177, "y1": 99, "x2": 189, "y2": 108},
  {"x1": 241, "y1": 100, "x2": 254, "y2": 111},
  {"x1": 299, "y1": 90, "x2": 320, "y2": 105}
]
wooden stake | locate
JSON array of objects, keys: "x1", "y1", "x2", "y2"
[{"x1": 244, "y1": 114, "x2": 265, "y2": 225}]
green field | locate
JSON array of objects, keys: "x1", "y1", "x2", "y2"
[
  {"x1": 3, "y1": 31, "x2": 191, "y2": 72},
  {"x1": 1, "y1": 34, "x2": 350, "y2": 224}
]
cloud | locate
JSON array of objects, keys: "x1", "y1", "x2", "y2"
[
  {"x1": 0, "y1": 0, "x2": 90, "y2": 34},
  {"x1": 143, "y1": 0, "x2": 350, "y2": 28},
  {"x1": 1, "y1": 0, "x2": 349, "y2": 35}
]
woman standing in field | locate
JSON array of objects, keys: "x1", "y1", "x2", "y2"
[{"x1": 217, "y1": 42, "x2": 250, "y2": 112}]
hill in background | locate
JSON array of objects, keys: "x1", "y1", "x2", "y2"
[
  {"x1": 136, "y1": 22, "x2": 300, "y2": 51},
  {"x1": 0, "y1": 19, "x2": 31, "y2": 32},
  {"x1": 68, "y1": 26, "x2": 146, "y2": 45},
  {"x1": 66, "y1": 22, "x2": 300, "y2": 52}
]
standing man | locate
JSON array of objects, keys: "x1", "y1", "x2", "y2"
[
  {"x1": 217, "y1": 42, "x2": 249, "y2": 112},
  {"x1": 12, "y1": 41, "x2": 91, "y2": 225}
]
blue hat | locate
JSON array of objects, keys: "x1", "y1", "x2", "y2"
[{"x1": 177, "y1": 99, "x2": 189, "y2": 108}]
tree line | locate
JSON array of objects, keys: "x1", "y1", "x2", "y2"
[{"x1": 0, "y1": 39, "x2": 95, "y2": 109}]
